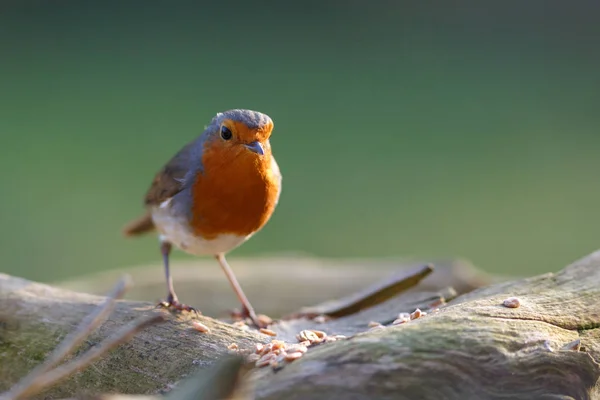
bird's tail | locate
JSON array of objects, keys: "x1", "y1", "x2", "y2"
[{"x1": 122, "y1": 212, "x2": 155, "y2": 236}]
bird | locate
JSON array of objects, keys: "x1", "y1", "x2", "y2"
[{"x1": 122, "y1": 109, "x2": 282, "y2": 328}]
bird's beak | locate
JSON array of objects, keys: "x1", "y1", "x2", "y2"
[{"x1": 244, "y1": 141, "x2": 264, "y2": 155}]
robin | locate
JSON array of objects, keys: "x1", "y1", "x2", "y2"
[{"x1": 122, "y1": 109, "x2": 282, "y2": 328}]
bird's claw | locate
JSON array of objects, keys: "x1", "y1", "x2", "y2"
[{"x1": 157, "y1": 299, "x2": 200, "y2": 315}]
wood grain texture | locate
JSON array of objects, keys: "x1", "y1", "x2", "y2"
[{"x1": 253, "y1": 251, "x2": 600, "y2": 400}]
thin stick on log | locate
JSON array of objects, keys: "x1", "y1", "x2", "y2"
[
  {"x1": 20, "y1": 314, "x2": 166, "y2": 400},
  {"x1": 4, "y1": 276, "x2": 132, "y2": 400},
  {"x1": 284, "y1": 264, "x2": 434, "y2": 319}
]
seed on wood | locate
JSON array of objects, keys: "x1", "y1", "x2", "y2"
[
  {"x1": 333, "y1": 335, "x2": 347, "y2": 340},
  {"x1": 410, "y1": 308, "x2": 422, "y2": 320},
  {"x1": 297, "y1": 330, "x2": 320, "y2": 343},
  {"x1": 313, "y1": 315, "x2": 329, "y2": 323},
  {"x1": 272, "y1": 348, "x2": 283, "y2": 356},
  {"x1": 299, "y1": 340, "x2": 311, "y2": 347},
  {"x1": 227, "y1": 343, "x2": 239, "y2": 351},
  {"x1": 232, "y1": 320, "x2": 249, "y2": 330},
  {"x1": 270, "y1": 353, "x2": 288, "y2": 371},
  {"x1": 191, "y1": 321, "x2": 211, "y2": 333},
  {"x1": 312, "y1": 330, "x2": 327, "y2": 339},
  {"x1": 260, "y1": 328, "x2": 277, "y2": 336},
  {"x1": 502, "y1": 297, "x2": 521, "y2": 308},
  {"x1": 428, "y1": 298, "x2": 446, "y2": 308},
  {"x1": 368, "y1": 321, "x2": 381, "y2": 328},
  {"x1": 286, "y1": 344, "x2": 308, "y2": 354},
  {"x1": 230, "y1": 309, "x2": 243, "y2": 321},
  {"x1": 285, "y1": 351, "x2": 304, "y2": 361},
  {"x1": 392, "y1": 316, "x2": 410, "y2": 325},
  {"x1": 257, "y1": 314, "x2": 273, "y2": 326},
  {"x1": 259, "y1": 343, "x2": 274, "y2": 355},
  {"x1": 255, "y1": 343, "x2": 264, "y2": 354},
  {"x1": 271, "y1": 340, "x2": 285, "y2": 350},
  {"x1": 324, "y1": 336, "x2": 337, "y2": 343},
  {"x1": 256, "y1": 353, "x2": 276, "y2": 368},
  {"x1": 397, "y1": 312, "x2": 411, "y2": 320}
]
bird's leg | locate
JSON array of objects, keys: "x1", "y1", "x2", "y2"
[
  {"x1": 158, "y1": 241, "x2": 198, "y2": 314},
  {"x1": 215, "y1": 253, "x2": 264, "y2": 328}
]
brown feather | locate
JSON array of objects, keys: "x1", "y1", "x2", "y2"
[
  {"x1": 123, "y1": 141, "x2": 198, "y2": 237},
  {"x1": 122, "y1": 211, "x2": 155, "y2": 236},
  {"x1": 144, "y1": 141, "x2": 196, "y2": 206}
]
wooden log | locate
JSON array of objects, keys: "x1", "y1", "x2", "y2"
[
  {"x1": 54, "y1": 256, "x2": 499, "y2": 318},
  {"x1": 1, "y1": 252, "x2": 599, "y2": 399}
]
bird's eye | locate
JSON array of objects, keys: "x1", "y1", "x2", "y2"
[{"x1": 220, "y1": 126, "x2": 233, "y2": 140}]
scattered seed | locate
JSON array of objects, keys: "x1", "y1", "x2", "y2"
[
  {"x1": 502, "y1": 297, "x2": 521, "y2": 308},
  {"x1": 392, "y1": 316, "x2": 411, "y2": 325},
  {"x1": 271, "y1": 340, "x2": 285, "y2": 350},
  {"x1": 333, "y1": 335, "x2": 347, "y2": 340},
  {"x1": 299, "y1": 340, "x2": 311, "y2": 347},
  {"x1": 260, "y1": 328, "x2": 277, "y2": 337},
  {"x1": 429, "y1": 298, "x2": 446, "y2": 308},
  {"x1": 313, "y1": 315, "x2": 329, "y2": 323},
  {"x1": 368, "y1": 321, "x2": 381, "y2": 328},
  {"x1": 324, "y1": 336, "x2": 337, "y2": 343},
  {"x1": 297, "y1": 330, "x2": 320, "y2": 343},
  {"x1": 312, "y1": 330, "x2": 327, "y2": 339},
  {"x1": 270, "y1": 353, "x2": 287, "y2": 370},
  {"x1": 286, "y1": 344, "x2": 308, "y2": 354},
  {"x1": 259, "y1": 343, "x2": 274, "y2": 355},
  {"x1": 285, "y1": 351, "x2": 304, "y2": 361},
  {"x1": 257, "y1": 314, "x2": 273, "y2": 326},
  {"x1": 397, "y1": 312, "x2": 411, "y2": 320},
  {"x1": 230, "y1": 309, "x2": 243, "y2": 321},
  {"x1": 191, "y1": 321, "x2": 210, "y2": 333},
  {"x1": 232, "y1": 320, "x2": 249, "y2": 331},
  {"x1": 255, "y1": 343, "x2": 264, "y2": 354},
  {"x1": 256, "y1": 353, "x2": 276, "y2": 368},
  {"x1": 410, "y1": 308, "x2": 422, "y2": 320},
  {"x1": 227, "y1": 343, "x2": 239, "y2": 351}
]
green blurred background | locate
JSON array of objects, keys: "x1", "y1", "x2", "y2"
[{"x1": 1, "y1": 1, "x2": 599, "y2": 283}]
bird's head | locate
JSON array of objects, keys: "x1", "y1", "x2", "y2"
[{"x1": 205, "y1": 109, "x2": 274, "y2": 158}]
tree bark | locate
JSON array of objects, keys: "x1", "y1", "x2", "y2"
[{"x1": 1, "y1": 252, "x2": 599, "y2": 400}]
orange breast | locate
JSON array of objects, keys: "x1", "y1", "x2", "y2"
[{"x1": 189, "y1": 143, "x2": 280, "y2": 240}]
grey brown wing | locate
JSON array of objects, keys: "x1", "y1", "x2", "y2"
[
  {"x1": 144, "y1": 140, "x2": 197, "y2": 206},
  {"x1": 123, "y1": 139, "x2": 200, "y2": 236}
]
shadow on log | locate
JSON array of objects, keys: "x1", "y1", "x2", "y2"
[{"x1": 1, "y1": 252, "x2": 600, "y2": 400}]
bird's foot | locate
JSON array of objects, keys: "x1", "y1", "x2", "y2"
[{"x1": 157, "y1": 297, "x2": 200, "y2": 315}]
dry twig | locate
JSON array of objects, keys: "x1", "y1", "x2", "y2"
[{"x1": 1, "y1": 275, "x2": 165, "y2": 400}]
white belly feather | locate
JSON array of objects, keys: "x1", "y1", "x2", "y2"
[
  {"x1": 151, "y1": 198, "x2": 251, "y2": 256},
  {"x1": 152, "y1": 156, "x2": 281, "y2": 256}
]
